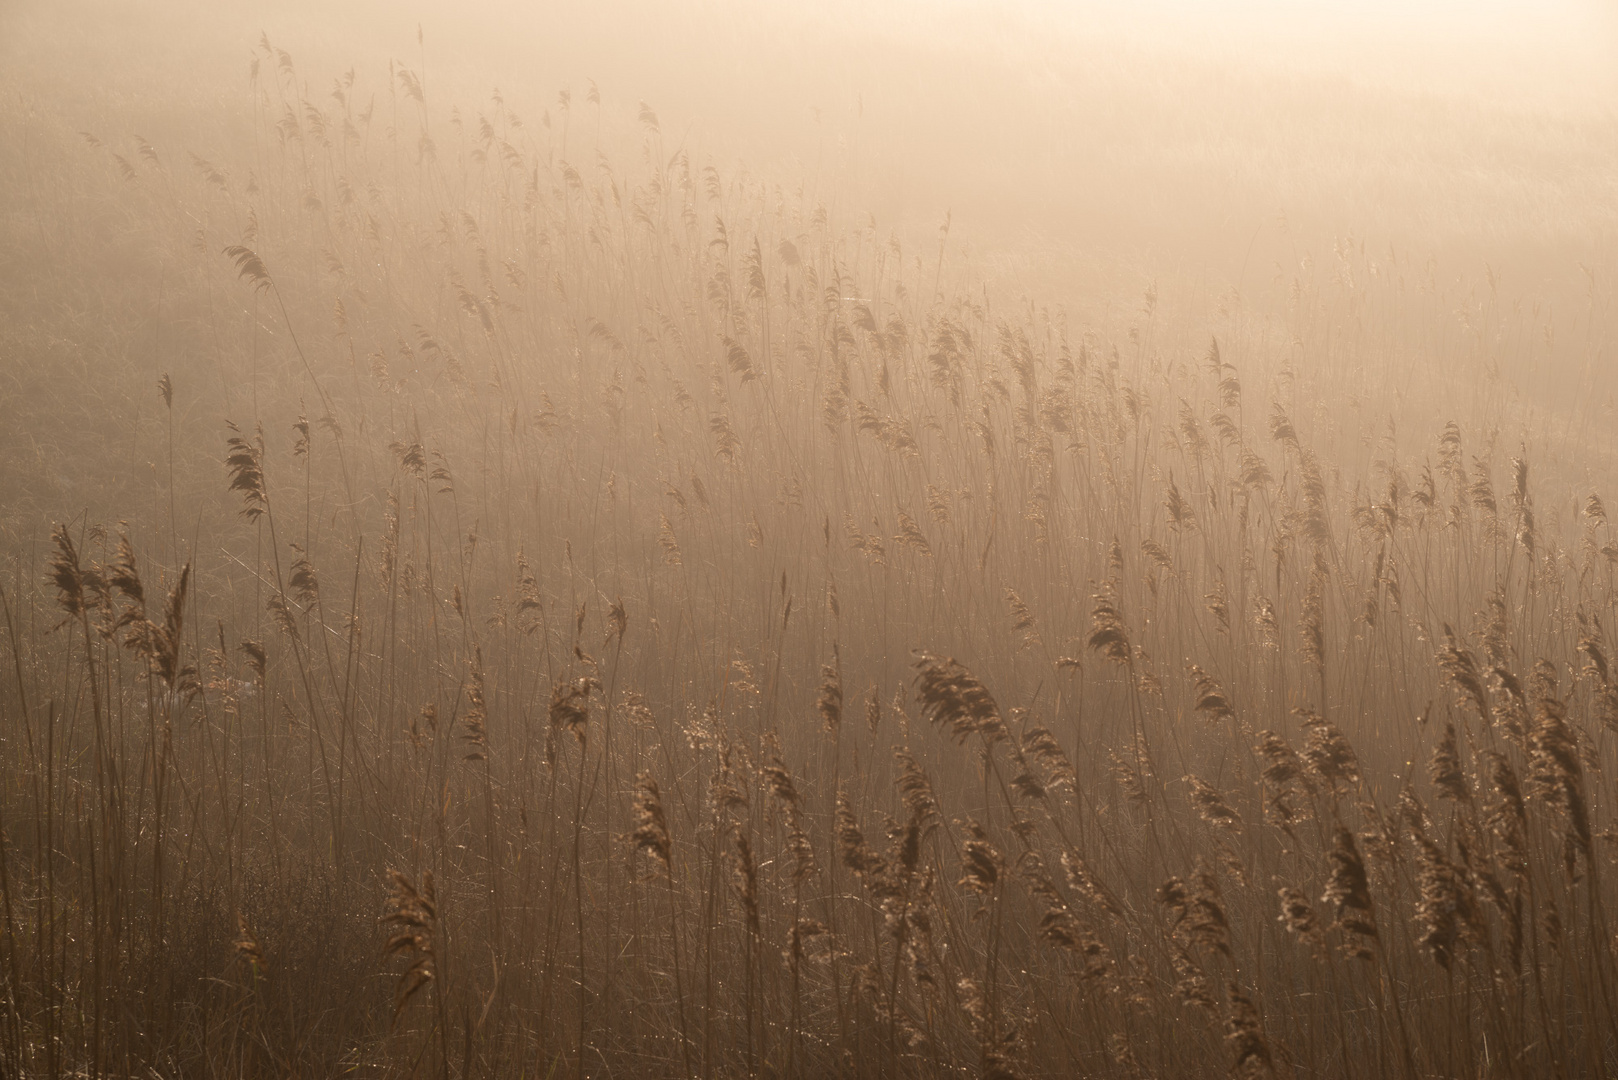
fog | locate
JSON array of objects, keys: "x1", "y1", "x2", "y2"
[
  {"x1": 2, "y1": 3, "x2": 1617, "y2": 1077},
  {"x1": 11, "y1": 1, "x2": 1616, "y2": 264},
  {"x1": 8, "y1": 0, "x2": 1616, "y2": 396}
]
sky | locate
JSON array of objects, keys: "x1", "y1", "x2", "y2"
[{"x1": 3, "y1": 0, "x2": 1613, "y2": 308}]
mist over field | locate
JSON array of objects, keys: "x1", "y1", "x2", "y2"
[{"x1": 1, "y1": 2, "x2": 1616, "y2": 1077}]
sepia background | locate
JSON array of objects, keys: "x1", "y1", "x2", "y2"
[{"x1": 1, "y1": 1, "x2": 1615, "y2": 1076}]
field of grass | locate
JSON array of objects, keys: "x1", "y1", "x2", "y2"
[{"x1": 2, "y1": 14, "x2": 1617, "y2": 1079}]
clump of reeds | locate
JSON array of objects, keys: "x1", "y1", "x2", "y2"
[
  {"x1": 913, "y1": 653, "x2": 1007, "y2": 744},
  {"x1": 10, "y1": 36, "x2": 1618, "y2": 1080}
]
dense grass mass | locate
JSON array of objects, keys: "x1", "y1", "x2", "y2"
[{"x1": 2, "y1": 18, "x2": 1618, "y2": 1080}]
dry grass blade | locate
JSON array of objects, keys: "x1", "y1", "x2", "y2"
[
  {"x1": 222, "y1": 244, "x2": 273, "y2": 292},
  {"x1": 380, "y1": 870, "x2": 438, "y2": 1024},
  {"x1": 912, "y1": 652, "x2": 1007, "y2": 744}
]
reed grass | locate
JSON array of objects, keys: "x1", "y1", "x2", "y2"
[{"x1": 0, "y1": 31, "x2": 1616, "y2": 1080}]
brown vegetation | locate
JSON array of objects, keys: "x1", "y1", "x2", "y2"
[{"x1": 1, "y1": 31, "x2": 1616, "y2": 1080}]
